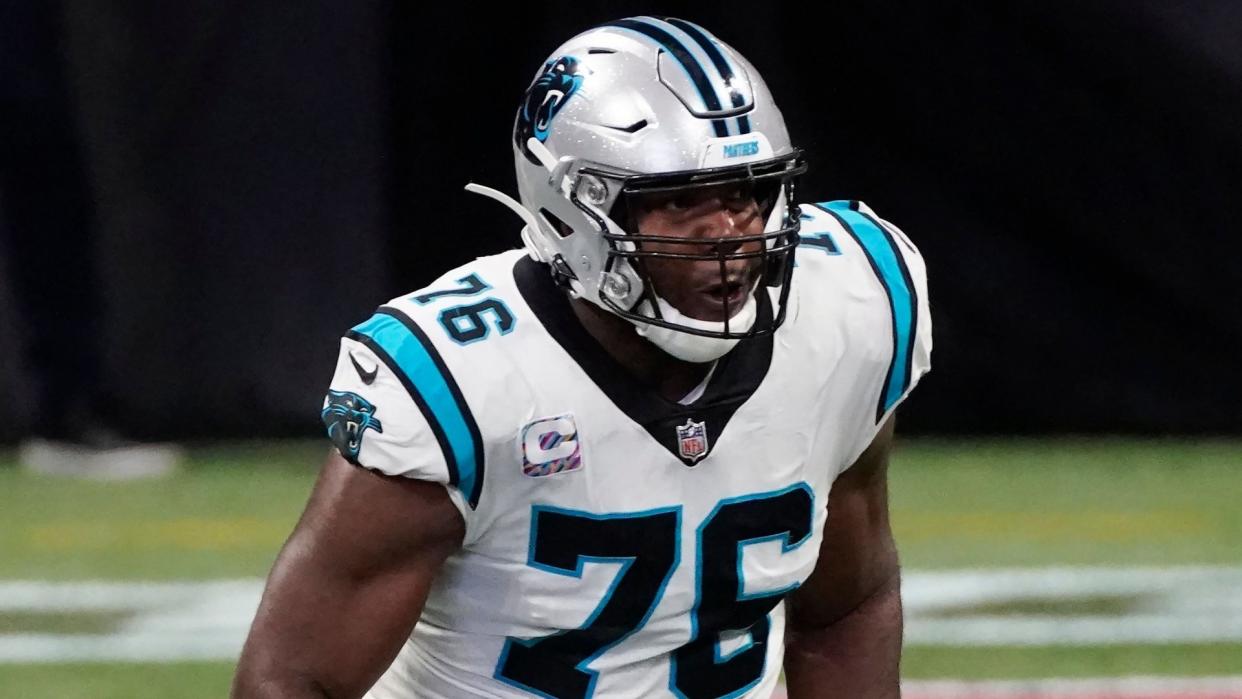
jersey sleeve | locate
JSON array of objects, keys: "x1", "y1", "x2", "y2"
[
  {"x1": 812, "y1": 200, "x2": 933, "y2": 470},
  {"x1": 321, "y1": 306, "x2": 485, "y2": 513}
]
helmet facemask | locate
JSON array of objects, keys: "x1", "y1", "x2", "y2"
[{"x1": 569, "y1": 153, "x2": 806, "y2": 347}]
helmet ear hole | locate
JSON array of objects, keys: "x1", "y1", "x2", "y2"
[{"x1": 539, "y1": 209, "x2": 574, "y2": 238}]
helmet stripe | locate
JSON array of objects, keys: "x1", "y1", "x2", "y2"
[
  {"x1": 666, "y1": 18, "x2": 753, "y2": 135},
  {"x1": 645, "y1": 18, "x2": 738, "y2": 124},
  {"x1": 605, "y1": 18, "x2": 730, "y2": 137}
]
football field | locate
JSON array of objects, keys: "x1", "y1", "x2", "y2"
[{"x1": 1, "y1": 438, "x2": 1239, "y2": 698}]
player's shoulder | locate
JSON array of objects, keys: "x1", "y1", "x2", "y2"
[
  {"x1": 341, "y1": 251, "x2": 524, "y2": 390},
  {"x1": 793, "y1": 199, "x2": 928, "y2": 336},
  {"x1": 791, "y1": 199, "x2": 932, "y2": 421},
  {"x1": 345, "y1": 250, "x2": 532, "y2": 363},
  {"x1": 377, "y1": 249, "x2": 527, "y2": 336},
  {"x1": 323, "y1": 249, "x2": 533, "y2": 513},
  {"x1": 795, "y1": 199, "x2": 926, "y2": 292}
]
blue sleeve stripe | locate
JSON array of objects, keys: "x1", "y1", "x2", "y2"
[
  {"x1": 813, "y1": 201, "x2": 919, "y2": 421},
  {"x1": 348, "y1": 307, "x2": 484, "y2": 508}
]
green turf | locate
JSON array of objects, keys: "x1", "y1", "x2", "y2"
[
  {"x1": 903, "y1": 643, "x2": 1242, "y2": 677},
  {"x1": 1, "y1": 437, "x2": 1240, "y2": 688},
  {"x1": 0, "y1": 609, "x2": 130, "y2": 635},
  {"x1": 0, "y1": 443, "x2": 322, "y2": 580},
  {"x1": 0, "y1": 661, "x2": 234, "y2": 699},
  {"x1": 3, "y1": 438, "x2": 1239, "y2": 580},
  {"x1": 3, "y1": 645, "x2": 1240, "y2": 698},
  {"x1": 890, "y1": 438, "x2": 1242, "y2": 568}
]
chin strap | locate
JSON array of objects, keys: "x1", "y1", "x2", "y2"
[{"x1": 633, "y1": 291, "x2": 759, "y2": 363}]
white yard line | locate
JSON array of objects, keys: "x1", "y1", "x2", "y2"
[
  {"x1": 1, "y1": 567, "x2": 1241, "y2": 663},
  {"x1": 0, "y1": 579, "x2": 263, "y2": 663},
  {"x1": 904, "y1": 566, "x2": 1242, "y2": 646}
]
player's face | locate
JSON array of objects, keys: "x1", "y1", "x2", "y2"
[{"x1": 630, "y1": 183, "x2": 766, "y2": 323}]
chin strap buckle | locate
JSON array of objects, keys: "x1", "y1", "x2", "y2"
[{"x1": 549, "y1": 255, "x2": 577, "y2": 288}]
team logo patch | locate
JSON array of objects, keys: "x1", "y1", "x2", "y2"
[
  {"x1": 676, "y1": 418, "x2": 709, "y2": 465},
  {"x1": 521, "y1": 414, "x2": 582, "y2": 477},
  {"x1": 515, "y1": 56, "x2": 588, "y2": 165},
  {"x1": 321, "y1": 390, "x2": 383, "y2": 462}
]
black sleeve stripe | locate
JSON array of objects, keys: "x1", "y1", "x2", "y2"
[
  {"x1": 813, "y1": 202, "x2": 918, "y2": 422},
  {"x1": 856, "y1": 211, "x2": 921, "y2": 414}
]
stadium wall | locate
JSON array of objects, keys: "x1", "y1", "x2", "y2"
[{"x1": 1, "y1": 1, "x2": 1238, "y2": 441}]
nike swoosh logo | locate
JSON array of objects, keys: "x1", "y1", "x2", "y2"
[{"x1": 349, "y1": 351, "x2": 378, "y2": 385}]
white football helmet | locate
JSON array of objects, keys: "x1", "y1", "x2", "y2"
[{"x1": 467, "y1": 16, "x2": 806, "y2": 362}]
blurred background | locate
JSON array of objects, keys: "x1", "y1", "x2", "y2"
[{"x1": 1, "y1": 1, "x2": 1240, "y2": 697}]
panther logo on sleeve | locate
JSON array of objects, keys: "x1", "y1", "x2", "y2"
[{"x1": 321, "y1": 390, "x2": 384, "y2": 461}]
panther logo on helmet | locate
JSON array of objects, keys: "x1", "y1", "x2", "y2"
[
  {"x1": 321, "y1": 389, "x2": 384, "y2": 462},
  {"x1": 472, "y1": 18, "x2": 807, "y2": 363},
  {"x1": 515, "y1": 56, "x2": 588, "y2": 165}
]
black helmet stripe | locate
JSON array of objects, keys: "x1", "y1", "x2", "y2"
[
  {"x1": 605, "y1": 18, "x2": 730, "y2": 137},
  {"x1": 665, "y1": 18, "x2": 752, "y2": 135}
]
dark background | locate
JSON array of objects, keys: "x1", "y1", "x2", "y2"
[{"x1": 2, "y1": 1, "x2": 1239, "y2": 443}]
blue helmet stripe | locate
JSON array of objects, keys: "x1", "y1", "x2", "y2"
[
  {"x1": 813, "y1": 201, "x2": 919, "y2": 422},
  {"x1": 348, "y1": 308, "x2": 485, "y2": 507},
  {"x1": 666, "y1": 18, "x2": 752, "y2": 135},
  {"x1": 606, "y1": 18, "x2": 730, "y2": 137}
]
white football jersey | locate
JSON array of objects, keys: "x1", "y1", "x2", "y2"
[{"x1": 320, "y1": 200, "x2": 931, "y2": 698}]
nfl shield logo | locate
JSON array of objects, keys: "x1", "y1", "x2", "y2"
[{"x1": 676, "y1": 418, "x2": 709, "y2": 465}]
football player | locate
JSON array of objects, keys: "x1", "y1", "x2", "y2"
[{"x1": 234, "y1": 16, "x2": 931, "y2": 699}]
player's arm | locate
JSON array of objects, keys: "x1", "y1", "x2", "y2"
[
  {"x1": 231, "y1": 451, "x2": 465, "y2": 699},
  {"x1": 783, "y1": 417, "x2": 902, "y2": 698}
]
